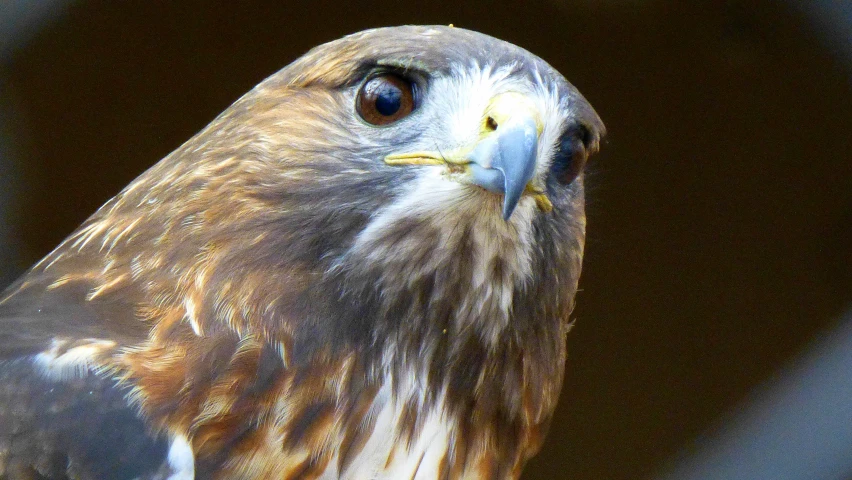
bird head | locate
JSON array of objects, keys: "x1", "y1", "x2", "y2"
[
  {"x1": 272, "y1": 25, "x2": 603, "y2": 222},
  {"x1": 259, "y1": 26, "x2": 605, "y2": 343},
  {"x1": 14, "y1": 25, "x2": 604, "y2": 356}
]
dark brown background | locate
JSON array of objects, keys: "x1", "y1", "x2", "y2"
[{"x1": 1, "y1": 1, "x2": 850, "y2": 479}]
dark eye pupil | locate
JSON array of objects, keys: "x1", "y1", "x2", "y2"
[
  {"x1": 374, "y1": 86, "x2": 402, "y2": 116},
  {"x1": 357, "y1": 74, "x2": 415, "y2": 126}
]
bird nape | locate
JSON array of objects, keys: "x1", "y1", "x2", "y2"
[{"x1": 0, "y1": 26, "x2": 603, "y2": 480}]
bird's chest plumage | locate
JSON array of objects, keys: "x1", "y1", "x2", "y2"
[
  {"x1": 210, "y1": 359, "x2": 552, "y2": 480},
  {"x1": 216, "y1": 376, "x2": 458, "y2": 480},
  {"x1": 122, "y1": 221, "x2": 558, "y2": 479},
  {"x1": 193, "y1": 260, "x2": 556, "y2": 478}
]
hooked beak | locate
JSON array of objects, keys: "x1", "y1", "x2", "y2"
[
  {"x1": 466, "y1": 115, "x2": 539, "y2": 219},
  {"x1": 384, "y1": 92, "x2": 551, "y2": 220}
]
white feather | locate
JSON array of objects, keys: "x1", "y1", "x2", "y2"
[
  {"x1": 325, "y1": 374, "x2": 455, "y2": 480},
  {"x1": 166, "y1": 434, "x2": 195, "y2": 480},
  {"x1": 33, "y1": 338, "x2": 116, "y2": 381}
]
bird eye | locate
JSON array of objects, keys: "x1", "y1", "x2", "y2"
[
  {"x1": 357, "y1": 74, "x2": 416, "y2": 126},
  {"x1": 550, "y1": 125, "x2": 592, "y2": 185}
]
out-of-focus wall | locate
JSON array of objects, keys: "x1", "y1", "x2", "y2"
[
  {"x1": 0, "y1": 0, "x2": 70, "y2": 286},
  {"x1": 0, "y1": 109, "x2": 18, "y2": 288}
]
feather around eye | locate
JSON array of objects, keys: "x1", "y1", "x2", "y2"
[
  {"x1": 550, "y1": 124, "x2": 592, "y2": 185},
  {"x1": 357, "y1": 74, "x2": 416, "y2": 126}
]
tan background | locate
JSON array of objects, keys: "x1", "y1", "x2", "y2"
[{"x1": 1, "y1": 1, "x2": 851, "y2": 478}]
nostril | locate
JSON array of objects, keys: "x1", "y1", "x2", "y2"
[{"x1": 485, "y1": 116, "x2": 498, "y2": 131}]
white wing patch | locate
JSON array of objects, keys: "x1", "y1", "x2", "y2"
[
  {"x1": 166, "y1": 434, "x2": 196, "y2": 480},
  {"x1": 33, "y1": 338, "x2": 116, "y2": 381}
]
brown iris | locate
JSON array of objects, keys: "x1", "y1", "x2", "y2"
[{"x1": 357, "y1": 74, "x2": 415, "y2": 125}]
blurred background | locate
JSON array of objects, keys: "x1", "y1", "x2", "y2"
[{"x1": 1, "y1": 1, "x2": 850, "y2": 479}]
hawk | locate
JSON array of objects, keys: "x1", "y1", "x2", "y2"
[{"x1": 0, "y1": 26, "x2": 603, "y2": 479}]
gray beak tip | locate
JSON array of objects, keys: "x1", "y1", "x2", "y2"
[{"x1": 467, "y1": 116, "x2": 539, "y2": 222}]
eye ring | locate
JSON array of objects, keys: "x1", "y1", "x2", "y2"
[{"x1": 357, "y1": 73, "x2": 416, "y2": 126}]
